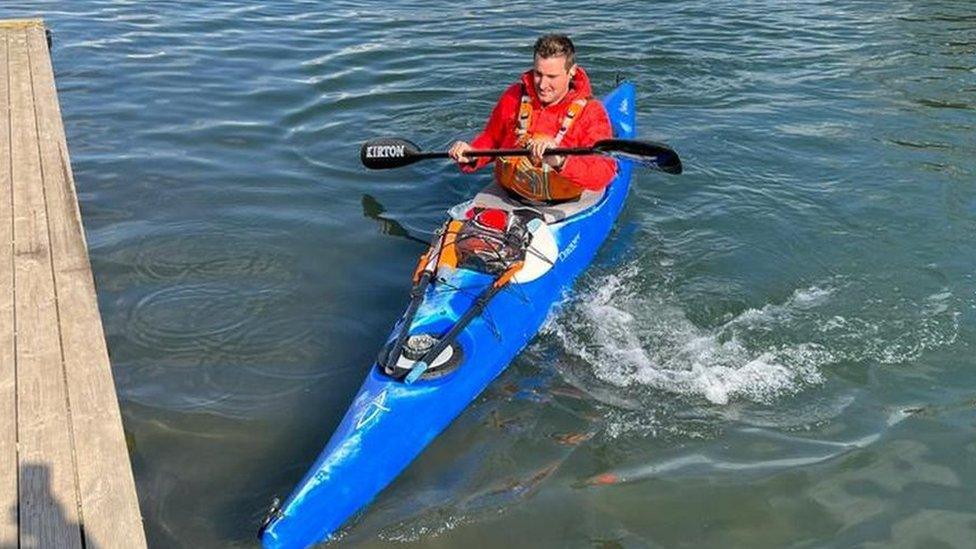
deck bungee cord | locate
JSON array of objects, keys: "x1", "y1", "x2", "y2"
[{"x1": 384, "y1": 207, "x2": 544, "y2": 383}]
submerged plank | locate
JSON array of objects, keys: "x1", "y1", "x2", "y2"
[
  {"x1": 26, "y1": 26, "x2": 147, "y2": 548},
  {"x1": 0, "y1": 28, "x2": 17, "y2": 549},
  {"x1": 9, "y1": 26, "x2": 83, "y2": 549}
]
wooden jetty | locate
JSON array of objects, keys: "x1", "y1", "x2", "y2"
[{"x1": 1, "y1": 19, "x2": 147, "y2": 548}]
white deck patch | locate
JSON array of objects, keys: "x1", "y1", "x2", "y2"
[{"x1": 513, "y1": 220, "x2": 557, "y2": 284}]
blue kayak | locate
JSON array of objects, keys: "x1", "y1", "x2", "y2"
[{"x1": 262, "y1": 81, "x2": 637, "y2": 548}]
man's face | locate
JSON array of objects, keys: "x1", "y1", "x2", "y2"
[{"x1": 533, "y1": 55, "x2": 575, "y2": 106}]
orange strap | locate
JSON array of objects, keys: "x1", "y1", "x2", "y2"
[
  {"x1": 492, "y1": 261, "x2": 524, "y2": 289},
  {"x1": 553, "y1": 98, "x2": 588, "y2": 144},
  {"x1": 515, "y1": 89, "x2": 533, "y2": 143},
  {"x1": 436, "y1": 220, "x2": 465, "y2": 271},
  {"x1": 411, "y1": 251, "x2": 430, "y2": 284},
  {"x1": 515, "y1": 91, "x2": 588, "y2": 146},
  {"x1": 413, "y1": 220, "x2": 464, "y2": 283}
]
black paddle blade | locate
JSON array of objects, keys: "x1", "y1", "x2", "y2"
[
  {"x1": 361, "y1": 138, "x2": 425, "y2": 170},
  {"x1": 361, "y1": 194, "x2": 430, "y2": 246},
  {"x1": 594, "y1": 138, "x2": 683, "y2": 175}
]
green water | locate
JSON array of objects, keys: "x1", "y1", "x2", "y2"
[{"x1": 3, "y1": 0, "x2": 974, "y2": 547}]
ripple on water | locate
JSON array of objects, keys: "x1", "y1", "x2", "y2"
[
  {"x1": 120, "y1": 354, "x2": 334, "y2": 419},
  {"x1": 95, "y1": 223, "x2": 296, "y2": 282},
  {"x1": 126, "y1": 282, "x2": 280, "y2": 354}
]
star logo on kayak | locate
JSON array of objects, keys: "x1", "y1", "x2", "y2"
[{"x1": 356, "y1": 389, "x2": 391, "y2": 430}]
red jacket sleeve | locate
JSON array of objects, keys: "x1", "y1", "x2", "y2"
[
  {"x1": 460, "y1": 84, "x2": 521, "y2": 173},
  {"x1": 558, "y1": 101, "x2": 617, "y2": 190}
]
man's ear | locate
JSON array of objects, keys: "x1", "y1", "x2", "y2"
[{"x1": 569, "y1": 64, "x2": 578, "y2": 77}]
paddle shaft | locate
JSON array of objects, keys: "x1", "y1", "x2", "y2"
[
  {"x1": 417, "y1": 147, "x2": 598, "y2": 161},
  {"x1": 362, "y1": 137, "x2": 682, "y2": 173}
]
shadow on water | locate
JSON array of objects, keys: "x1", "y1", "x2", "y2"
[{"x1": 3, "y1": 463, "x2": 100, "y2": 549}]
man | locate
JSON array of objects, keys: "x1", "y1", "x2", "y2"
[{"x1": 448, "y1": 34, "x2": 616, "y2": 203}]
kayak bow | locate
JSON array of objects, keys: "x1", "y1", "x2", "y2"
[{"x1": 262, "y1": 81, "x2": 639, "y2": 548}]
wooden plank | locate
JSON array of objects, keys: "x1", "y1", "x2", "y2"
[
  {"x1": 26, "y1": 26, "x2": 147, "y2": 548},
  {"x1": 0, "y1": 28, "x2": 18, "y2": 549},
  {"x1": 0, "y1": 20, "x2": 44, "y2": 30},
  {"x1": 9, "y1": 26, "x2": 83, "y2": 549}
]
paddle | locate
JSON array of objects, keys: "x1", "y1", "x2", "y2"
[
  {"x1": 361, "y1": 137, "x2": 682, "y2": 174},
  {"x1": 361, "y1": 194, "x2": 431, "y2": 247}
]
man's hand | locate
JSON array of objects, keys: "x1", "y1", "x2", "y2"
[
  {"x1": 527, "y1": 137, "x2": 565, "y2": 170},
  {"x1": 449, "y1": 141, "x2": 475, "y2": 166}
]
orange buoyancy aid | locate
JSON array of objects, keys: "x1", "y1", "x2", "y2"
[{"x1": 494, "y1": 88, "x2": 589, "y2": 202}]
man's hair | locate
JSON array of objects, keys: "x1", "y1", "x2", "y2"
[{"x1": 533, "y1": 34, "x2": 575, "y2": 69}]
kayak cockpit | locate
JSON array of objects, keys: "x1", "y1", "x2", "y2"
[
  {"x1": 377, "y1": 204, "x2": 559, "y2": 384},
  {"x1": 379, "y1": 332, "x2": 465, "y2": 381},
  {"x1": 463, "y1": 182, "x2": 608, "y2": 224}
]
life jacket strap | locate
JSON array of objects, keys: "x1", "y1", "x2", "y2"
[
  {"x1": 497, "y1": 86, "x2": 592, "y2": 202},
  {"x1": 553, "y1": 97, "x2": 589, "y2": 144},
  {"x1": 515, "y1": 85, "x2": 533, "y2": 143}
]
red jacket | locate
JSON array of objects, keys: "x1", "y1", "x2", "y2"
[{"x1": 462, "y1": 67, "x2": 617, "y2": 191}]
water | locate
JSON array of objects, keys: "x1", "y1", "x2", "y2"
[{"x1": 4, "y1": 0, "x2": 975, "y2": 546}]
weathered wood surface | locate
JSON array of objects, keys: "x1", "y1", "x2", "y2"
[
  {"x1": 1, "y1": 19, "x2": 147, "y2": 548},
  {"x1": 9, "y1": 23, "x2": 81, "y2": 549},
  {"x1": 0, "y1": 25, "x2": 17, "y2": 549}
]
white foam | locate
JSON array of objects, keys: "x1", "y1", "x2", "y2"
[
  {"x1": 544, "y1": 266, "x2": 960, "y2": 413},
  {"x1": 544, "y1": 268, "x2": 835, "y2": 407}
]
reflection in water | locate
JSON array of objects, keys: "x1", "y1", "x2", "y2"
[
  {"x1": 582, "y1": 413, "x2": 904, "y2": 487},
  {"x1": 361, "y1": 193, "x2": 431, "y2": 247}
]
